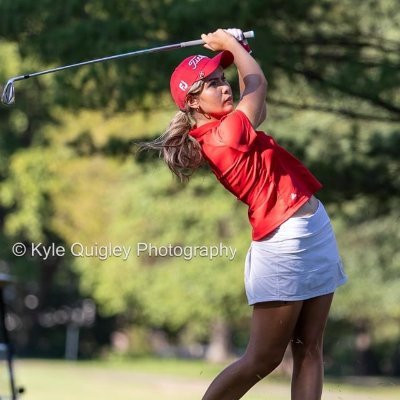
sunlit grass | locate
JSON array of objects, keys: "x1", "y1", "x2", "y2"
[{"x1": 8, "y1": 358, "x2": 400, "y2": 400}]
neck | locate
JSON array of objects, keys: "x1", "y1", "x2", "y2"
[{"x1": 194, "y1": 111, "x2": 219, "y2": 127}]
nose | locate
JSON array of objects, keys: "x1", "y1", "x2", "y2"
[{"x1": 221, "y1": 82, "x2": 231, "y2": 94}]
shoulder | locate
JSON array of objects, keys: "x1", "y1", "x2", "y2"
[{"x1": 219, "y1": 109, "x2": 252, "y2": 131}]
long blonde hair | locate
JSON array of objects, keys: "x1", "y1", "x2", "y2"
[{"x1": 139, "y1": 80, "x2": 205, "y2": 182}]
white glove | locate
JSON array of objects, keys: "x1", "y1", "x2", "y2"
[
  {"x1": 224, "y1": 28, "x2": 252, "y2": 53},
  {"x1": 224, "y1": 28, "x2": 245, "y2": 42}
]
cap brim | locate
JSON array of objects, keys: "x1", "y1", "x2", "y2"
[{"x1": 200, "y1": 50, "x2": 234, "y2": 80}]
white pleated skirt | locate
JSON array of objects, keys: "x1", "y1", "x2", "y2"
[{"x1": 244, "y1": 200, "x2": 348, "y2": 305}]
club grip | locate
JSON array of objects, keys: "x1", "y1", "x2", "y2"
[{"x1": 181, "y1": 30, "x2": 255, "y2": 48}]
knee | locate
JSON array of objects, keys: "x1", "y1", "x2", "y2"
[
  {"x1": 242, "y1": 348, "x2": 285, "y2": 379},
  {"x1": 291, "y1": 337, "x2": 323, "y2": 361}
]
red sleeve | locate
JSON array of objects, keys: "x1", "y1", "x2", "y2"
[{"x1": 216, "y1": 110, "x2": 258, "y2": 152}]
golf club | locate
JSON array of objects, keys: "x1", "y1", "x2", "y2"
[{"x1": 1, "y1": 30, "x2": 254, "y2": 106}]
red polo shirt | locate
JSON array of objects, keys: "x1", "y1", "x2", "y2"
[{"x1": 189, "y1": 110, "x2": 322, "y2": 240}]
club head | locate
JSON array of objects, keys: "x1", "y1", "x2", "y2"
[{"x1": 1, "y1": 80, "x2": 16, "y2": 105}]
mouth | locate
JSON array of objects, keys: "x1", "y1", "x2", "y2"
[{"x1": 224, "y1": 96, "x2": 233, "y2": 104}]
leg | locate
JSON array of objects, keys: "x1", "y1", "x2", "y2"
[
  {"x1": 291, "y1": 293, "x2": 334, "y2": 400},
  {"x1": 202, "y1": 300, "x2": 303, "y2": 400}
]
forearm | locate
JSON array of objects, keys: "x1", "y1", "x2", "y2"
[
  {"x1": 225, "y1": 36, "x2": 267, "y2": 126},
  {"x1": 225, "y1": 36, "x2": 266, "y2": 89}
]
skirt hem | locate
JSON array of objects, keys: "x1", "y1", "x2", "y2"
[{"x1": 247, "y1": 276, "x2": 348, "y2": 306}]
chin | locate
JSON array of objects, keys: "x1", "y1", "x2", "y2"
[
  {"x1": 219, "y1": 105, "x2": 235, "y2": 117},
  {"x1": 212, "y1": 111, "x2": 231, "y2": 120}
]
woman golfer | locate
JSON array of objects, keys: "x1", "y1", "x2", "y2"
[{"x1": 143, "y1": 28, "x2": 347, "y2": 400}]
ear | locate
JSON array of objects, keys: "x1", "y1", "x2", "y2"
[{"x1": 187, "y1": 95, "x2": 199, "y2": 109}]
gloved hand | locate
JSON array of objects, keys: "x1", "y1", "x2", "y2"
[{"x1": 224, "y1": 28, "x2": 252, "y2": 54}]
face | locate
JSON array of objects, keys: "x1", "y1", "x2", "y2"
[{"x1": 190, "y1": 67, "x2": 233, "y2": 119}]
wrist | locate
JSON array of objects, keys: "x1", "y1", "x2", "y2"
[
  {"x1": 224, "y1": 36, "x2": 246, "y2": 53},
  {"x1": 225, "y1": 35, "x2": 240, "y2": 50}
]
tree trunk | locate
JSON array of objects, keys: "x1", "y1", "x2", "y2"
[
  {"x1": 354, "y1": 327, "x2": 380, "y2": 375},
  {"x1": 205, "y1": 318, "x2": 232, "y2": 363}
]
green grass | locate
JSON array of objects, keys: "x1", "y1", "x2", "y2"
[{"x1": 6, "y1": 358, "x2": 400, "y2": 400}]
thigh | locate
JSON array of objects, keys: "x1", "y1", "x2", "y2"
[
  {"x1": 246, "y1": 301, "x2": 304, "y2": 357},
  {"x1": 291, "y1": 293, "x2": 334, "y2": 345}
]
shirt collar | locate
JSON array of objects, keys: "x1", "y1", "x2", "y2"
[{"x1": 189, "y1": 120, "x2": 221, "y2": 139}]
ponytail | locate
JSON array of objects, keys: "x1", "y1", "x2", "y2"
[{"x1": 138, "y1": 81, "x2": 205, "y2": 183}]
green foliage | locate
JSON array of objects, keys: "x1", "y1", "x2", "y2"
[
  {"x1": 333, "y1": 206, "x2": 400, "y2": 340},
  {"x1": 0, "y1": 147, "x2": 65, "y2": 241}
]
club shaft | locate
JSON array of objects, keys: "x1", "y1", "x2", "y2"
[
  {"x1": 2, "y1": 30, "x2": 255, "y2": 105},
  {"x1": 24, "y1": 43, "x2": 182, "y2": 80},
  {"x1": 11, "y1": 31, "x2": 255, "y2": 82}
]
